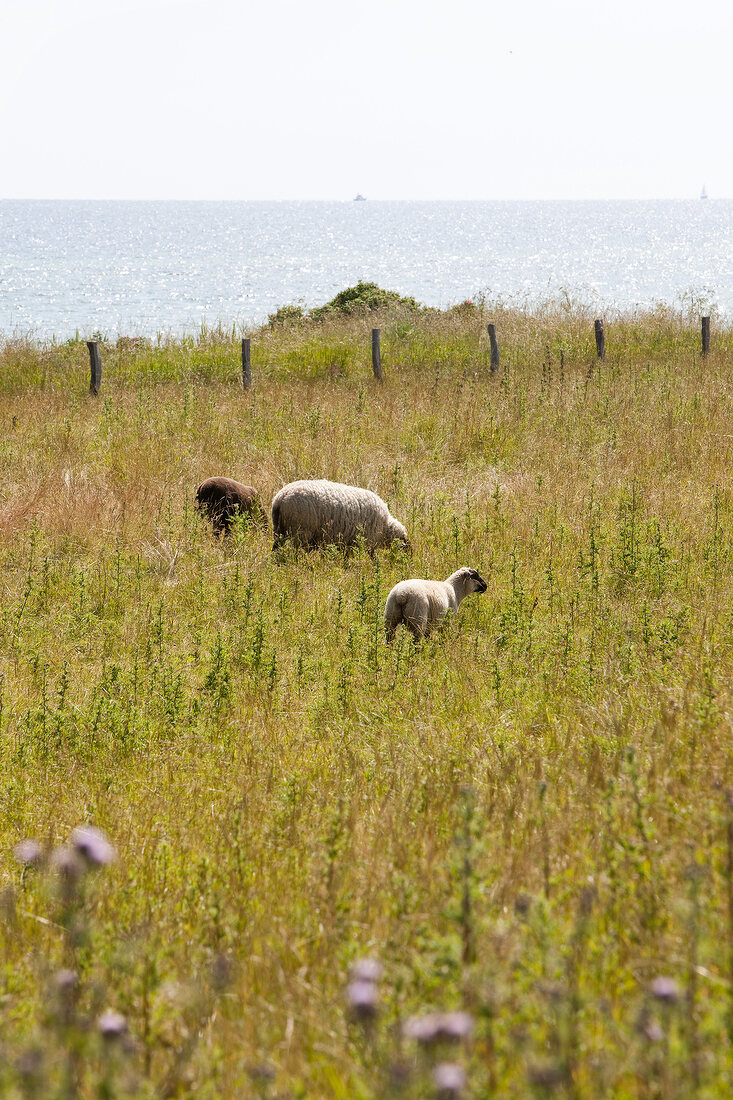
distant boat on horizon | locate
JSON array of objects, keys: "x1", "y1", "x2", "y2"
[
  {"x1": 353, "y1": 193, "x2": 366, "y2": 201},
  {"x1": 701, "y1": 183, "x2": 708, "y2": 200}
]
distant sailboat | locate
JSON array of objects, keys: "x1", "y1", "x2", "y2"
[
  {"x1": 353, "y1": 193, "x2": 366, "y2": 201},
  {"x1": 700, "y1": 183, "x2": 708, "y2": 200}
]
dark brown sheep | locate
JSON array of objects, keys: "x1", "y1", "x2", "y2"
[{"x1": 195, "y1": 477, "x2": 267, "y2": 535}]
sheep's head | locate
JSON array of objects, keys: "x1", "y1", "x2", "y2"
[
  {"x1": 386, "y1": 517, "x2": 410, "y2": 549},
  {"x1": 459, "y1": 567, "x2": 488, "y2": 594}
]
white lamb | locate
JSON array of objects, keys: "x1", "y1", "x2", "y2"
[
  {"x1": 271, "y1": 479, "x2": 409, "y2": 552},
  {"x1": 384, "y1": 567, "x2": 488, "y2": 641}
]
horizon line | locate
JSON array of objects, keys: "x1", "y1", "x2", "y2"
[{"x1": 0, "y1": 195, "x2": 725, "y2": 204}]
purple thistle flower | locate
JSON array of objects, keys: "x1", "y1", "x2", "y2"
[
  {"x1": 350, "y1": 957, "x2": 383, "y2": 983},
  {"x1": 13, "y1": 839, "x2": 43, "y2": 866},
  {"x1": 98, "y1": 1010, "x2": 128, "y2": 1040},
  {"x1": 51, "y1": 845, "x2": 85, "y2": 882},
  {"x1": 347, "y1": 980, "x2": 378, "y2": 1021},
  {"x1": 433, "y1": 1062, "x2": 467, "y2": 1099},
  {"x1": 403, "y1": 1012, "x2": 443, "y2": 1044},
  {"x1": 636, "y1": 1006, "x2": 665, "y2": 1042},
  {"x1": 403, "y1": 1011, "x2": 473, "y2": 1046},
  {"x1": 70, "y1": 825, "x2": 116, "y2": 867},
  {"x1": 438, "y1": 1012, "x2": 474, "y2": 1041},
  {"x1": 650, "y1": 977, "x2": 681, "y2": 1005},
  {"x1": 54, "y1": 969, "x2": 79, "y2": 994}
]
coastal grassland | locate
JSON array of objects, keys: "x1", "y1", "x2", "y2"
[{"x1": 2, "y1": 303, "x2": 733, "y2": 1097}]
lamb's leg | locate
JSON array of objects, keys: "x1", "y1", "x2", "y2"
[{"x1": 403, "y1": 596, "x2": 429, "y2": 641}]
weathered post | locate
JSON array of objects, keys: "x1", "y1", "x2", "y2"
[
  {"x1": 702, "y1": 316, "x2": 711, "y2": 358},
  {"x1": 487, "y1": 323, "x2": 500, "y2": 372},
  {"x1": 372, "y1": 328, "x2": 383, "y2": 381},
  {"x1": 242, "y1": 338, "x2": 252, "y2": 389},
  {"x1": 594, "y1": 319, "x2": 606, "y2": 362},
  {"x1": 87, "y1": 340, "x2": 102, "y2": 395}
]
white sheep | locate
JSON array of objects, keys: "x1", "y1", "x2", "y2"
[
  {"x1": 271, "y1": 479, "x2": 409, "y2": 552},
  {"x1": 384, "y1": 567, "x2": 487, "y2": 641}
]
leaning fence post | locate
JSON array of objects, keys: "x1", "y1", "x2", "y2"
[
  {"x1": 87, "y1": 340, "x2": 102, "y2": 395},
  {"x1": 487, "y1": 323, "x2": 500, "y2": 372},
  {"x1": 701, "y1": 316, "x2": 711, "y2": 358},
  {"x1": 594, "y1": 319, "x2": 606, "y2": 362},
  {"x1": 242, "y1": 338, "x2": 252, "y2": 389},
  {"x1": 372, "y1": 328, "x2": 383, "y2": 381}
]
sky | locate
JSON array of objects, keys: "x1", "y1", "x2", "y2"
[{"x1": 2, "y1": 0, "x2": 732, "y2": 201}]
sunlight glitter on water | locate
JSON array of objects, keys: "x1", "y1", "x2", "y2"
[{"x1": 0, "y1": 200, "x2": 730, "y2": 339}]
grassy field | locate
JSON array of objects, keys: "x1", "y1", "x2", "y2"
[{"x1": 2, "y1": 299, "x2": 733, "y2": 1098}]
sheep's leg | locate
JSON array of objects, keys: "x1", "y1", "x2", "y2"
[
  {"x1": 403, "y1": 597, "x2": 429, "y2": 641},
  {"x1": 384, "y1": 592, "x2": 406, "y2": 642},
  {"x1": 384, "y1": 601, "x2": 401, "y2": 643},
  {"x1": 407, "y1": 621, "x2": 427, "y2": 641},
  {"x1": 221, "y1": 506, "x2": 237, "y2": 535},
  {"x1": 211, "y1": 505, "x2": 228, "y2": 536}
]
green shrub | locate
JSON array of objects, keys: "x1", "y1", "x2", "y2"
[
  {"x1": 267, "y1": 303, "x2": 306, "y2": 327},
  {"x1": 310, "y1": 281, "x2": 422, "y2": 320}
]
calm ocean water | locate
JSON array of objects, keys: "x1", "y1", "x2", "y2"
[{"x1": 1, "y1": 200, "x2": 731, "y2": 339}]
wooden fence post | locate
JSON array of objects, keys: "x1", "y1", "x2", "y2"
[
  {"x1": 372, "y1": 328, "x2": 383, "y2": 381},
  {"x1": 594, "y1": 319, "x2": 606, "y2": 362},
  {"x1": 87, "y1": 340, "x2": 102, "y2": 395},
  {"x1": 242, "y1": 338, "x2": 252, "y2": 389},
  {"x1": 702, "y1": 316, "x2": 711, "y2": 358},
  {"x1": 487, "y1": 323, "x2": 500, "y2": 372}
]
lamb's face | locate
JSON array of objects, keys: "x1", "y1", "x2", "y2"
[{"x1": 464, "y1": 567, "x2": 488, "y2": 594}]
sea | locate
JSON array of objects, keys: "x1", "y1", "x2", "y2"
[{"x1": 1, "y1": 199, "x2": 731, "y2": 340}]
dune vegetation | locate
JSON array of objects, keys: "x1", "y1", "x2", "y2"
[{"x1": 1, "y1": 292, "x2": 733, "y2": 1098}]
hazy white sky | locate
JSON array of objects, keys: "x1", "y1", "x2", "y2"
[{"x1": 2, "y1": 0, "x2": 732, "y2": 200}]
